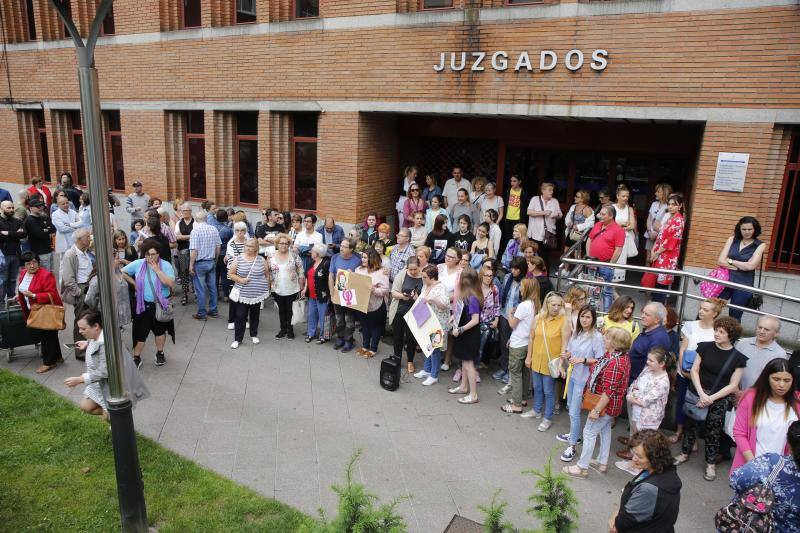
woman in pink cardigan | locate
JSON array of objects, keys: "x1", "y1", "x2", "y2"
[{"x1": 731, "y1": 358, "x2": 799, "y2": 474}]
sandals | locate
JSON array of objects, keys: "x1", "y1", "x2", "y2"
[
  {"x1": 457, "y1": 396, "x2": 479, "y2": 404},
  {"x1": 673, "y1": 454, "x2": 689, "y2": 466},
  {"x1": 501, "y1": 404, "x2": 523, "y2": 414},
  {"x1": 704, "y1": 465, "x2": 717, "y2": 482},
  {"x1": 35, "y1": 364, "x2": 56, "y2": 374},
  {"x1": 590, "y1": 459, "x2": 608, "y2": 473},
  {"x1": 506, "y1": 399, "x2": 528, "y2": 406},
  {"x1": 617, "y1": 436, "x2": 630, "y2": 446},
  {"x1": 667, "y1": 433, "x2": 682, "y2": 444},
  {"x1": 562, "y1": 465, "x2": 588, "y2": 478},
  {"x1": 448, "y1": 387, "x2": 468, "y2": 394}
]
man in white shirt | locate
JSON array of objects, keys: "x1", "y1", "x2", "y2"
[
  {"x1": 442, "y1": 167, "x2": 471, "y2": 209},
  {"x1": 735, "y1": 315, "x2": 787, "y2": 392},
  {"x1": 51, "y1": 195, "x2": 82, "y2": 282},
  {"x1": 294, "y1": 214, "x2": 323, "y2": 273},
  {"x1": 59, "y1": 228, "x2": 93, "y2": 360}
]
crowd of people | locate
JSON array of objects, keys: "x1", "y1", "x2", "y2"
[{"x1": 3, "y1": 165, "x2": 800, "y2": 532}]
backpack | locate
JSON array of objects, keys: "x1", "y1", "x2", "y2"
[{"x1": 715, "y1": 457, "x2": 784, "y2": 533}]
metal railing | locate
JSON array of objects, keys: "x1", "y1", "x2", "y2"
[{"x1": 555, "y1": 235, "x2": 800, "y2": 338}]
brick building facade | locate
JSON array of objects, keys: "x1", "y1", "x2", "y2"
[{"x1": 0, "y1": 0, "x2": 799, "y2": 321}]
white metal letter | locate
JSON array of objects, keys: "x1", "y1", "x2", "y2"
[
  {"x1": 565, "y1": 49, "x2": 584, "y2": 71},
  {"x1": 514, "y1": 51, "x2": 533, "y2": 72},
  {"x1": 591, "y1": 49, "x2": 609, "y2": 71},
  {"x1": 451, "y1": 52, "x2": 466, "y2": 72},
  {"x1": 491, "y1": 51, "x2": 508, "y2": 71},
  {"x1": 539, "y1": 50, "x2": 557, "y2": 71},
  {"x1": 471, "y1": 52, "x2": 486, "y2": 72},
  {"x1": 434, "y1": 52, "x2": 446, "y2": 72}
]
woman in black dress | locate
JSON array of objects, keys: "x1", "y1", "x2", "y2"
[{"x1": 448, "y1": 267, "x2": 483, "y2": 404}]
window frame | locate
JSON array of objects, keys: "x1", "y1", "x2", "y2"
[
  {"x1": 234, "y1": 113, "x2": 259, "y2": 207},
  {"x1": 419, "y1": 0, "x2": 455, "y2": 11},
  {"x1": 68, "y1": 110, "x2": 87, "y2": 186},
  {"x1": 99, "y1": 2, "x2": 116, "y2": 36},
  {"x1": 24, "y1": 0, "x2": 37, "y2": 41},
  {"x1": 290, "y1": 114, "x2": 319, "y2": 213},
  {"x1": 181, "y1": 0, "x2": 202, "y2": 29},
  {"x1": 234, "y1": 0, "x2": 257, "y2": 24},
  {"x1": 184, "y1": 111, "x2": 207, "y2": 201},
  {"x1": 293, "y1": 0, "x2": 320, "y2": 20},
  {"x1": 768, "y1": 130, "x2": 800, "y2": 273},
  {"x1": 504, "y1": 0, "x2": 551, "y2": 6},
  {"x1": 104, "y1": 110, "x2": 125, "y2": 192},
  {"x1": 32, "y1": 110, "x2": 52, "y2": 183}
]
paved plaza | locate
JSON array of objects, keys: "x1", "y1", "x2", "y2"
[{"x1": 2, "y1": 302, "x2": 731, "y2": 532}]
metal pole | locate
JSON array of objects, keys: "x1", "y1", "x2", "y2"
[{"x1": 48, "y1": 1, "x2": 147, "y2": 531}]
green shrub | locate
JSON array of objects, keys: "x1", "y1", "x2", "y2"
[{"x1": 524, "y1": 455, "x2": 579, "y2": 533}]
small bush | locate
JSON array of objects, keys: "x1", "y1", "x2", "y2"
[
  {"x1": 524, "y1": 456, "x2": 579, "y2": 533},
  {"x1": 478, "y1": 490, "x2": 518, "y2": 533}
]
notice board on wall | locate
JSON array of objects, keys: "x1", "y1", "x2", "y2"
[{"x1": 713, "y1": 152, "x2": 749, "y2": 192}]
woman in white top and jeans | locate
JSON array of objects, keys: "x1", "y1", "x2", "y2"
[
  {"x1": 269, "y1": 233, "x2": 305, "y2": 340},
  {"x1": 526, "y1": 182, "x2": 562, "y2": 272},
  {"x1": 612, "y1": 185, "x2": 638, "y2": 283}
]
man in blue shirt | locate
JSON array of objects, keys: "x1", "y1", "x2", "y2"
[
  {"x1": 628, "y1": 302, "x2": 672, "y2": 384},
  {"x1": 327, "y1": 238, "x2": 361, "y2": 353}
]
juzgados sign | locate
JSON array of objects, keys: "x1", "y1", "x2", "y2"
[{"x1": 434, "y1": 50, "x2": 609, "y2": 73}]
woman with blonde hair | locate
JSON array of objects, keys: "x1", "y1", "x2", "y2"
[
  {"x1": 645, "y1": 183, "x2": 672, "y2": 263},
  {"x1": 564, "y1": 327, "x2": 632, "y2": 478},
  {"x1": 470, "y1": 176, "x2": 488, "y2": 206},
  {"x1": 448, "y1": 268, "x2": 483, "y2": 404},
  {"x1": 525, "y1": 292, "x2": 572, "y2": 431},
  {"x1": 563, "y1": 286, "x2": 588, "y2": 330},
  {"x1": 501, "y1": 277, "x2": 540, "y2": 414},
  {"x1": 501, "y1": 223, "x2": 528, "y2": 270}
]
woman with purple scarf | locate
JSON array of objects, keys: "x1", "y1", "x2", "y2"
[{"x1": 121, "y1": 238, "x2": 176, "y2": 368}]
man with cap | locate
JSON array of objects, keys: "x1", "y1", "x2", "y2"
[
  {"x1": 125, "y1": 180, "x2": 150, "y2": 219},
  {"x1": 23, "y1": 196, "x2": 56, "y2": 272}
]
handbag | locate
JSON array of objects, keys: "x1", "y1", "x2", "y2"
[
  {"x1": 541, "y1": 320, "x2": 562, "y2": 379},
  {"x1": 723, "y1": 406, "x2": 737, "y2": 440},
  {"x1": 715, "y1": 457, "x2": 784, "y2": 533},
  {"x1": 682, "y1": 347, "x2": 739, "y2": 422},
  {"x1": 680, "y1": 349, "x2": 697, "y2": 374},
  {"x1": 291, "y1": 298, "x2": 306, "y2": 326},
  {"x1": 145, "y1": 266, "x2": 174, "y2": 323},
  {"x1": 581, "y1": 390, "x2": 607, "y2": 417},
  {"x1": 538, "y1": 197, "x2": 558, "y2": 249},
  {"x1": 699, "y1": 267, "x2": 729, "y2": 298},
  {"x1": 26, "y1": 293, "x2": 66, "y2": 331},
  {"x1": 746, "y1": 254, "x2": 765, "y2": 310}
]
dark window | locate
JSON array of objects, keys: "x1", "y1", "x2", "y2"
[
  {"x1": 183, "y1": 0, "x2": 202, "y2": 28},
  {"x1": 295, "y1": 0, "x2": 319, "y2": 18},
  {"x1": 101, "y1": 4, "x2": 116, "y2": 35},
  {"x1": 236, "y1": 112, "x2": 258, "y2": 205},
  {"x1": 505, "y1": 0, "x2": 545, "y2": 5},
  {"x1": 421, "y1": 0, "x2": 453, "y2": 9},
  {"x1": 104, "y1": 110, "x2": 125, "y2": 190},
  {"x1": 25, "y1": 0, "x2": 36, "y2": 40},
  {"x1": 33, "y1": 110, "x2": 51, "y2": 182},
  {"x1": 292, "y1": 113, "x2": 318, "y2": 211},
  {"x1": 770, "y1": 131, "x2": 800, "y2": 272},
  {"x1": 185, "y1": 111, "x2": 206, "y2": 199},
  {"x1": 236, "y1": 0, "x2": 256, "y2": 23},
  {"x1": 61, "y1": 0, "x2": 72, "y2": 39},
  {"x1": 68, "y1": 110, "x2": 86, "y2": 186}
]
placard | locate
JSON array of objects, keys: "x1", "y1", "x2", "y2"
[
  {"x1": 713, "y1": 152, "x2": 749, "y2": 193},
  {"x1": 404, "y1": 299, "x2": 445, "y2": 358},
  {"x1": 330, "y1": 270, "x2": 371, "y2": 314}
]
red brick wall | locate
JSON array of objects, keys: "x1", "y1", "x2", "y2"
[
  {"x1": 317, "y1": 112, "x2": 359, "y2": 222},
  {"x1": 118, "y1": 110, "x2": 169, "y2": 200},
  {"x1": 114, "y1": 0, "x2": 161, "y2": 34},
  {"x1": 684, "y1": 122, "x2": 791, "y2": 270},
  {"x1": 0, "y1": 109, "x2": 25, "y2": 183},
  {"x1": 357, "y1": 114, "x2": 397, "y2": 222},
  {"x1": 321, "y1": 0, "x2": 396, "y2": 18}
]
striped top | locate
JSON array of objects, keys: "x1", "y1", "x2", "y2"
[{"x1": 232, "y1": 255, "x2": 270, "y2": 305}]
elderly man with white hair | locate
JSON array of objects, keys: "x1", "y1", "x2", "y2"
[
  {"x1": 627, "y1": 301, "x2": 672, "y2": 385},
  {"x1": 59, "y1": 227, "x2": 93, "y2": 360},
  {"x1": 735, "y1": 315, "x2": 787, "y2": 391},
  {"x1": 189, "y1": 209, "x2": 221, "y2": 321}
]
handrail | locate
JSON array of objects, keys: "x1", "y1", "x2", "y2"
[{"x1": 556, "y1": 254, "x2": 800, "y2": 328}]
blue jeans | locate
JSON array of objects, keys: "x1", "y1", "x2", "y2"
[
  {"x1": 424, "y1": 348, "x2": 442, "y2": 379},
  {"x1": 566, "y1": 377, "x2": 587, "y2": 445},
  {"x1": 306, "y1": 298, "x2": 328, "y2": 339},
  {"x1": 577, "y1": 414, "x2": 614, "y2": 469},
  {"x1": 192, "y1": 259, "x2": 218, "y2": 317},
  {"x1": 532, "y1": 371, "x2": 555, "y2": 420},
  {"x1": 0, "y1": 254, "x2": 20, "y2": 302},
  {"x1": 597, "y1": 266, "x2": 615, "y2": 312}
]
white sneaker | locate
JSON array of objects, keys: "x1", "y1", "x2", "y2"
[
  {"x1": 227, "y1": 323, "x2": 234, "y2": 330},
  {"x1": 537, "y1": 419, "x2": 553, "y2": 432},
  {"x1": 251, "y1": 337, "x2": 260, "y2": 344},
  {"x1": 414, "y1": 370, "x2": 431, "y2": 379},
  {"x1": 497, "y1": 384, "x2": 512, "y2": 395},
  {"x1": 521, "y1": 409, "x2": 541, "y2": 419},
  {"x1": 230, "y1": 341, "x2": 240, "y2": 349},
  {"x1": 246, "y1": 322, "x2": 250, "y2": 328},
  {"x1": 440, "y1": 363, "x2": 450, "y2": 372},
  {"x1": 422, "y1": 377, "x2": 439, "y2": 386}
]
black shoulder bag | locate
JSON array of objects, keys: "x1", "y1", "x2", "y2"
[{"x1": 747, "y1": 248, "x2": 764, "y2": 310}]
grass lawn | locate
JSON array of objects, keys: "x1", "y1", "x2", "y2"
[{"x1": 0, "y1": 369, "x2": 315, "y2": 532}]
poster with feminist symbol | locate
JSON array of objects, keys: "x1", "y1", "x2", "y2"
[{"x1": 330, "y1": 270, "x2": 371, "y2": 314}]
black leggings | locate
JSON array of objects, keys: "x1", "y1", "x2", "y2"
[
  {"x1": 392, "y1": 314, "x2": 417, "y2": 364},
  {"x1": 274, "y1": 292, "x2": 298, "y2": 331},
  {"x1": 498, "y1": 316, "x2": 512, "y2": 372},
  {"x1": 234, "y1": 302, "x2": 261, "y2": 342}
]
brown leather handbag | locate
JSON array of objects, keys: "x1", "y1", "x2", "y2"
[
  {"x1": 581, "y1": 390, "x2": 607, "y2": 417},
  {"x1": 27, "y1": 293, "x2": 67, "y2": 331}
]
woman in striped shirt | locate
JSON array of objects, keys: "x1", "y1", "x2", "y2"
[
  {"x1": 225, "y1": 222, "x2": 249, "y2": 330},
  {"x1": 227, "y1": 238, "x2": 270, "y2": 349}
]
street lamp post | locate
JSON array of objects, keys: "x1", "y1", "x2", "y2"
[{"x1": 47, "y1": 1, "x2": 147, "y2": 531}]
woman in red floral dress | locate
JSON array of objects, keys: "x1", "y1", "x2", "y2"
[{"x1": 641, "y1": 193, "x2": 685, "y2": 302}]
